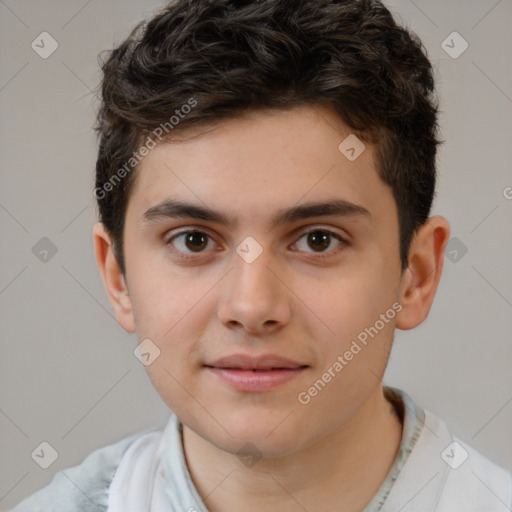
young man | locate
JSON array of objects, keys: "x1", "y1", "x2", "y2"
[{"x1": 11, "y1": 0, "x2": 511, "y2": 510}]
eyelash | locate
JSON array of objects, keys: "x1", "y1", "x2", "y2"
[{"x1": 165, "y1": 227, "x2": 349, "y2": 260}]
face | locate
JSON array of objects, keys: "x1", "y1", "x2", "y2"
[{"x1": 118, "y1": 104, "x2": 406, "y2": 457}]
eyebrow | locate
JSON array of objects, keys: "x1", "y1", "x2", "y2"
[{"x1": 142, "y1": 198, "x2": 373, "y2": 229}]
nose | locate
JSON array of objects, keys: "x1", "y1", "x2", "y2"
[{"x1": 217, "y1": 248, "x2": 291, "y2": 336}]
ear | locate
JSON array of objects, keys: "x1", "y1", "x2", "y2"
[
  {"x1": 93, "y1": 222, "x2": 136, "y2": 333},
  {"x1": 395, "y1": 216, "x2": 450, "y2": 330}
]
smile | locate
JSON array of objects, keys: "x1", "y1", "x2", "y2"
[
  {"x1": 204, "y1": 353, "x2": 309, "y2": 392},
  {"x1": 205, "y1": 367, "x2": 308, "y2": 392}
]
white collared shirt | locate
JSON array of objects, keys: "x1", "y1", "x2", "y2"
[{"x1": 11, "y1": 387, "x2": 512, "y2": 511}]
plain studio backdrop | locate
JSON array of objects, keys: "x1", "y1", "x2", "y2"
[{"x1": 0, "y1": 0, "x2": 511, "y2": 510}]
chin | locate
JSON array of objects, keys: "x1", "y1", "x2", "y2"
[
  {"x1": 210, "y1": 411, "x2": 311, "y2": 458},
  {"x1": 218, "y1": 431, "x2": 305, "y2": 460}
]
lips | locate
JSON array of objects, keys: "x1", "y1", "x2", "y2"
[
  {"x1": 204, "y1": 354, "x2": 307, "y2": 371},
  {"x1": 204, "y1": 354, "x2": 309, "y2": 392}
]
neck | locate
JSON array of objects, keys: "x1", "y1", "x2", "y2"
[{"x1": 182, "y1": 385, "x2": 403, "y2": 512}]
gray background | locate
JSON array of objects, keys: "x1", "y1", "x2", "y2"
[{"x1": 1, "y1": 0, "x2": 511, "y2": 509}]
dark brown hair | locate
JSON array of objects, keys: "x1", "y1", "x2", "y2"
[{"x1": 94, "y1": 0, "x2": 441, "y2": 276}]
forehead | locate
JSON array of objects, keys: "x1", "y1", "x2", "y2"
[{"x1": 126, "y1": 104, "x2": 395, "y2": 230}]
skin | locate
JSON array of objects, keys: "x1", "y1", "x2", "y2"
[{"x1": 94, "y1": 104, "x2": 450, "y2": 511}]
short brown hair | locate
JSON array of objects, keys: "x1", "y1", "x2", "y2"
[{"x1": 94, "y1": 0, "x2": 441, "y2": 276}]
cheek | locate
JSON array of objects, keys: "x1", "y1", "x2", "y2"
[
  {"x1": 298, "y1": 287, "x2": 397, "y2": 425},
  {"x1": 128, "y1": 258, "x2": 207, "y2": 336},
  {"x1": 128, "y1": 266, "x2": 214, "y2": 367},
  {"x1": 135, "y1": 286, "x2": 208, "y2": 417},
  {"x1": 312, "y1": 265, "x2": 393, "y2": 332},
  {"x1": 306, "y1": 260, "x2": 399, "y2": 375}
]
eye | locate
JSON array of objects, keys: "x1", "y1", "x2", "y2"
[
  {"x1": 167, "y1": 230, "x2": 215, "y2": 255},
  {"x1": 292, "y1": 229, "x2": 346, "y2": 254},
  {"x1": 166, "y1": 227, "x2": 347, "y2": 259}
]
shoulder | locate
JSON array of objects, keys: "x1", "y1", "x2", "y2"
[
  {"x1": 420, "y1": 409, "x2": 512, "y2": 510},
  {"x1": 381, "y1": 389, "x2": 512, "y2": 512},
  {"x1": 436, "y1": 435, "x2": 512, "y2": 511},
  {"x1": 9, "y1": 430, "x2": 158, "y2": 512}
]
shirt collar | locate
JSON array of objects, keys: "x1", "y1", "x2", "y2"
[{"x1": 159, "y1": 386, "x2": 426, "y2": 512}]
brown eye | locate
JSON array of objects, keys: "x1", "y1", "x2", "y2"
[
  {"x1": 307, "y1": 231, "x2": 331, "y2": 252},
  {"x1": 294, "y1": 229, "x2": 345, "y2": 254},
  {"x1": 184, "y1": 231, "x2": 208, "y2": 252},
  {"x1": 169, "y1": 230, "x2": 213, "y2": 253}
]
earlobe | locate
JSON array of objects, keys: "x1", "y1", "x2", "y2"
[
  {"x1": 93, "y1": 222, "x2": 136, "y2": 333},
  {"x1": 395, "y1": 216, "x2": 450, "y2": 330}
]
